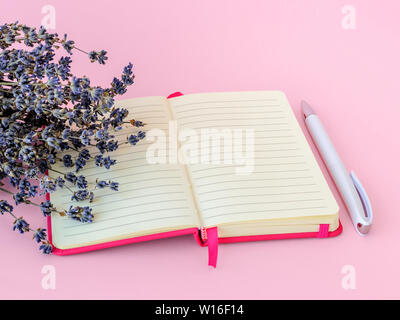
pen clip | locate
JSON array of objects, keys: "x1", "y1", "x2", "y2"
[{"x1": 350, "y1": 171, "x2": 373, "y2": 235}]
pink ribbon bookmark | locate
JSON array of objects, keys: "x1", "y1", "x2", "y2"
[
  {"x1": 207, "y1": 227, "x2": 219, "y2": 268},
  {"x1": 317, "y1": 224, "x2": 329, "y2": 238}
]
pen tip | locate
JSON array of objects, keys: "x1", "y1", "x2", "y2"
[{"x1": 301, "y1": 100, "x2": 316, "y2": 117}]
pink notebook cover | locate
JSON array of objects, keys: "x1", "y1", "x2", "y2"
[{"x1": 47, "y1": 92, "x2": 343, "y2": 267}]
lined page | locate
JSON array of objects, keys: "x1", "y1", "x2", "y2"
[
  {"x1": 169, "y1": 91, "x2": 339, "y2": 227},
  {"x1": 50, "y1": 96, "x2": 199, "y2": 249}
]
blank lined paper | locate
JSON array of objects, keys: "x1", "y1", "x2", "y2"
[
  {"x1": 169, "y1": 91, "x2": 339, "y2": 227},
  {"x1": 50, "y1": 96, "x2": 199, "y2": 249}
]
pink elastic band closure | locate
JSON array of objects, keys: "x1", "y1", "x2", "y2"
[
  {"x1": 207, "y1": 227, "x2": 218, "y2": 268},
  {"x1": 317, "y1": 224, "x2": 329, "y2": 238}
]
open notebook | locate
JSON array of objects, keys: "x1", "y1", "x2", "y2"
[{"x1": 47, "y1": 91, "x2": 341, "y2": 266}]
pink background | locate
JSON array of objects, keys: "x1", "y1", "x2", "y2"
[{"x1": 1, "y1": 0, "x2": 399, "y2": 299}]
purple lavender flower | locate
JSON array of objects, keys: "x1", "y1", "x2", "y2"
[
  {"x1": 66, "y1": 205, "x2": 79, "y2": 219},
  {"x1": 65, "y1": 172, "x2": 77, "y2": 184},
  {"x1": 62, "y1": 34, "x2": 74, "y2": 54},
  {"x1": 40, "y1": 201, "x2": 53, "y2": 216},
  {"x1": 95, "y1": 154, "x2": 104, "y2": 166},
  {"x1": 75, "y1": 157, "x2": 86, "y2": 172},
  {"x1": 111, "y1": 78, "x2": 126, "y2": 95},
  {"x1": 81, "y1": 206, "x2": 93, "y2": 223},
  {"x1": 27, "y1": 185, "x2": 38, "y2": 197},
  {"x1": 33, "y1": 228, "x2": 47, "y2": 243},
  {"x1": 122, "y1": 63, "x2": 134, "y2": 85},
  {"x1": 18, "y1": 178, "x2": 30, "y2": 190},
  {"x1": 134, "y1": 121, "x2": 144, "y2": 127},
  {"x1": 102, "y1": 156, "x2": 116, "y2": 169},
  {"x1": 96, "y1": 180, "x2": 108, "y2": 189},
  {"x1": 0, "y1": 200, "x2": 13, "y2": 214},
  {"x1": 79, "y1": 149, "x2": 90, "y2": 160},
  {"x1": 58, "y1": 56, "x2": 72, "y2": 80},
  {"x1": 128, "y1": 135, "x2": 138, "y2": 146},
  {"x1": 70, "y1": 77, "x2": 81, "y2": 95},
  {"x1": 128, "y1": 131, "x2": 146, "y2": 145},
  {"x1": 13, "y1": 191, "x2": 27, "y2": 205},
  {"x1": 39, "y1": 177, "x2": 57, "y2": 193},
  {"x1": 76, "y1": 175, "x2": 87, "y2": 189},
  {"x1": 66, "y1": 205, "x2": 93, "y2": 223},
  {"x1": 88, "y1": 50, "x2": 108, "y2": 64},
  {"x1": 96, "y1": 141, "x2": 107, "y2": 154},
  {"x1": 109, "y1": 182, "x2": 119, "y2": 191},
  {"x1": 107, "y1": 140, "x2": 118, "y2": 152},
  {"x1": 71, "y1": 189, "x2": 92, "y2": 202},
  {"x1": 89, "y1": 87, "x2": 104, "y2": 102},
  {"x1": 55, "y1": 177, "x2": 65, "y2": 188},
  {"x1": 79, "y1": 130, "x2": 92, "y2": 146},
  {"x1": 39, "y1": 242, "x2": 53, "y2": 254},
  {"x1": 38, "y1": 160, "x2": 49, "y2": 174},
  {"x1": 63, "y1": 154, "x2": 73, "y2": 168},
  {"x1": 13, "y1": 217, "x2": 29, "y2": 233}
]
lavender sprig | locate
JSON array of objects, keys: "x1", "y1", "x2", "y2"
[{"x1": 0, "y1": 22, "x2": 145, "y2": 254}]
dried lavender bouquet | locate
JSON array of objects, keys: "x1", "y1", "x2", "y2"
[{"x1": 0, "y1": 22, "x2": 145, "y2": 254}]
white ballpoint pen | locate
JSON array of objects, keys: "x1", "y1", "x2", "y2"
[{"x1": 301, "y1": 100, "x2": 373, "y2": 236}]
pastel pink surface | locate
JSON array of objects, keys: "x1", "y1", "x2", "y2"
[{"x1": 1, "y1": 0, "x2": 399, "y2": 299}]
